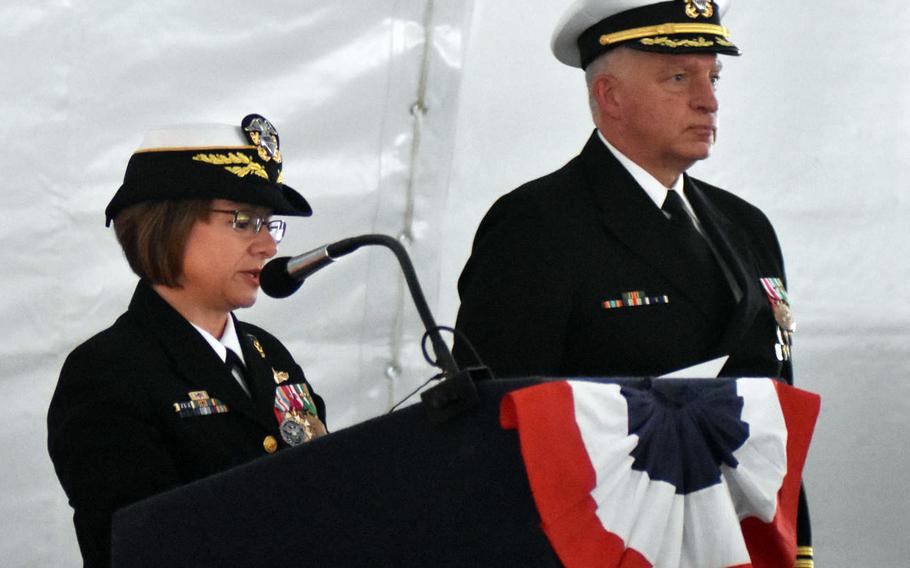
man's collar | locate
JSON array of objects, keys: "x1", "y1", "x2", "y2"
[{"x1": 596, "y1": 130, "x2": 684, "y2": 208}]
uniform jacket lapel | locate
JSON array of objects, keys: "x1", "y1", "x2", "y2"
[
  {"x1": 579, "y1": 132, "x2": 719, "y2": 318},
  {"x1": 128, "y1": 281, "x2": 274, "y2": 431},
  {"x1": 684, "y1": 178, "x2": 765, "y2": 354},
  {"x1": 236, "y1": 322, "x2": 282, "y2": 426}
]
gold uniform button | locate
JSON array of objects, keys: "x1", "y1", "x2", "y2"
[{"x1": 263, "y1": 435, "x2": 278, "y2": 454}]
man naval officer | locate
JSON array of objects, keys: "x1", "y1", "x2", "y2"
[{"x1": 454, "y1": 1, "x2": 812, "y2": 566}]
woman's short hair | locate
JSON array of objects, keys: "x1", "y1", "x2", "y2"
[{"x1": 113, "y1": 200, "x2": 211, "y2": 287}]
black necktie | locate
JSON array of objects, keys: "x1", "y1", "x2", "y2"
[
  {"x1": 661, "y1": 190, "x2": 734, "y2": 338},
  {"x1": 225, "y1": 348, "x2": 251, "y2": 397},
  {"x1": 661, "y1": 190, "x2": 716, "y2": 271}
]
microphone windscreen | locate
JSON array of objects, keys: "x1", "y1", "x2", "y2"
[{"x1": 260, "y1": 257, "x2": 303, "y2": 298}]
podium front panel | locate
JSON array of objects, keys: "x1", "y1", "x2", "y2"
[{"x1": 112, "y1": 378, "x2": 563, "y2": 567}]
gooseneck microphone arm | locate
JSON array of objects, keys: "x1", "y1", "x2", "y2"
[
  {"x1": 329, "y1": 235, "x2": 459, "y2": 379},
  {"x1": 260, "y1": 234, "x2": 477, "y2": 422}
]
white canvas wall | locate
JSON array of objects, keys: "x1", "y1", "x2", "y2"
[{"x1": 1, "y1": 1, "x2": 907, "y2": 566}]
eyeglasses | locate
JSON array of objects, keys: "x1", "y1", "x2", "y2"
[{"x1": 210, "y1": 209, "x2": 287, "y2": 243}]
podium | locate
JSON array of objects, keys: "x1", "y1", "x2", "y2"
[
  {"x1": 112, "y1": 378, "x2": 561, "y2": 567},
  {"x1": 111, "y1": 377, "x2": 817, "y2": 567}
]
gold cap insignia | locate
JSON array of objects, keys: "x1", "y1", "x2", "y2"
[
  {"x1": 685, "y1": 0, "x2": 714, "y2": 19},
  {"x1": 243, "y1": 115, "x2": 282, "y2": 163}
]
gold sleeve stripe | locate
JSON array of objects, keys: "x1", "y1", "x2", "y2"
[
  {"x1": 600, "y1": 23, "x2": 731, "y2": 46},
  {"x1": 797, "y1": 546, "x2": 815, "y2": 556},
  {"x1": 794, "y1": 560, "x2": 814, "y2": 568}
]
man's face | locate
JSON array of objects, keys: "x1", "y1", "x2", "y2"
[{"x1": 611, "y1": 50, "x2": 722, "y2": 175}]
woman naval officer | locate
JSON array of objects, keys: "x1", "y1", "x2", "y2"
[{"x1": 47, "y1": 114, "x2": 327, "y2": 568}]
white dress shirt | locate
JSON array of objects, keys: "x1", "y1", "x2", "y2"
[
  {"x1": 597, "y1": 130, "x2": 706, "y2": 234},
  {"x1": 191, "y1": 315, "x2": 250, "y2": 395}
]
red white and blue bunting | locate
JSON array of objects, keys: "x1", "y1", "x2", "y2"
[{"x1": 500, "y1": 378, "x2": 820, "y2": 568}]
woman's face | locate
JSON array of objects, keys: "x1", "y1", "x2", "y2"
[{"x1": 178, "y1": 199, "x2": 279, "y2": 314}]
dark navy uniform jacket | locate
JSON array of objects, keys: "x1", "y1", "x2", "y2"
[
  {"x1": 48, "y1": 280, "x2": 325, "y2": 568},
  {"x1": 455, "y1": 131, "x2": 792, "y2": 384},
  {"x1": 454, "y1": 130, "x2": 810, "y2": 553}
]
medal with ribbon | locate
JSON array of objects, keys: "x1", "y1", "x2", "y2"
[
  {"x1": 273, "y1": 378, "x2": 327, "y2": 446},
  {"x1": 760, "y1": 277, "x2": 795, "y2": 361}
]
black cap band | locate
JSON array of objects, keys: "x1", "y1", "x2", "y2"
[
  {"x1": 576, "y1": 1, "x2": 739, "y2": 69},
  {"x1": 105, "y1": 114, "x2": 312, "y2": 225}
]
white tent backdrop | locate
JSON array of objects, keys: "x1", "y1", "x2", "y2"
[{"x1": 1, "y1": 1, "x2": 907, "y2": 566}]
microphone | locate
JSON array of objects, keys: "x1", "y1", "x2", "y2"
[
  {"x1": 259, "y1": 234, "x2": 478, "y2": 423},
  {"x1": 261, "y1": 238, "x2": 362, "y2": 298}
]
